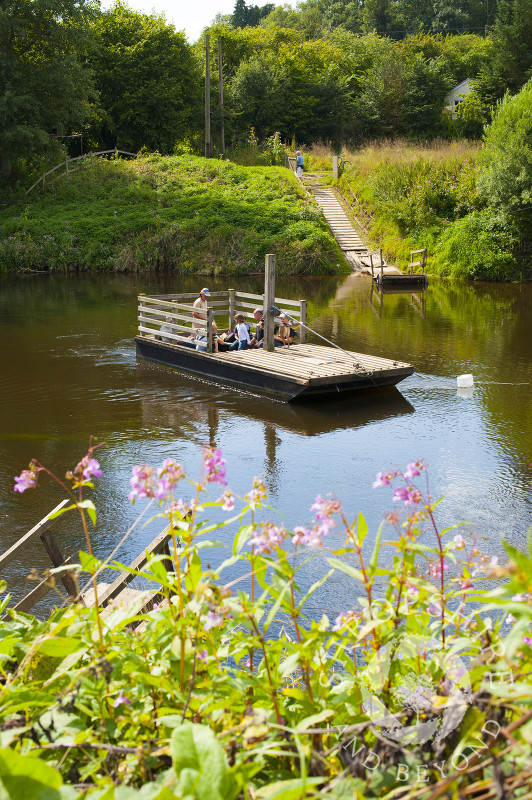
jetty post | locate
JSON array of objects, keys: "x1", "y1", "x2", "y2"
[{"x1": 263, "y1": 253, "x2": 276, "y2": 351}]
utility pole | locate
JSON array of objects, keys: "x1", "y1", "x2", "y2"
[
  {"x1": 217, "y1": 37, "x2": 225, "y2": 157},
  {"x1": 205, "y1": 34, "x2": 211, "y2": 158}
]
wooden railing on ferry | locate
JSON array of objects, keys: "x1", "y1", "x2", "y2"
[{"x1": 138, "y1": 290, "x2": 308, "y2": 348}]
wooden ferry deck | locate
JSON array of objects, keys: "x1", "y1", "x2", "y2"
[
  {"x1": 135, "y1": 337, "x2": 414, "y2": 401},
  {"x1": 135, "y1": 281, "x2": 414, "y2": 402}
]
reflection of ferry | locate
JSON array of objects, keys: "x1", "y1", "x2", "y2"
[
  {"x1": 136, "y1": 361, "x2": 415, "y2": 438},
  {"x1": 135, "y1": 287, "x2": 414, "y2": 402}
]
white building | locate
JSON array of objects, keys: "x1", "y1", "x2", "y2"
[{"x1": 445, "y1": 79, "x2": 475, "y2": 118}]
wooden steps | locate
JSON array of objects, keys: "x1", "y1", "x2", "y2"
[{"x1": 306, "y1": 184, "x2": 366, "y2": 252}]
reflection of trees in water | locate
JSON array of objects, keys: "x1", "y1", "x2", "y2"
[
  {"x1": 315, "y1": 274, "x2": 532, "y2": 487},
  {"x1": 263, "y1": 423, "x2": 282, "y2": 496}
]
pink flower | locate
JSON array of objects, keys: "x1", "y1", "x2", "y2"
[
  {"x1": 249, "y1": 523, "x2": 289, "y2": 555},
  {"x1": 14, "y1": 462, "x2": 40, "y2": 493},
  {"x1": 203, "y1": 447, "x2": 227, "y2": 485},
  {"x1": 428, "y1": 560, "x2": 450, "y2": 579},
  {"x1": 113, "y1": 690, "x2": 131, "y2": 708},
  {"x1": 198, "y1": 649, "x2": 208, "y2": 663},
  {"x1": 245, "y1": 477, "x2": 268, "y2": 504},
  {"x1": 393, "y1": 486, "x2": 409, "y2": 504},
  {"x1": 404, "y1": 460, "x2": 424, "y2": 480},
  {"x1": 292, "y1": 526, "x2": 311, "y2": 546},
  {"x1": 333, "y1": 610, "x2": 357, "y2": 631},
  {"x1": 204, "y1": 611, "x2": 223, "y2": 631},
  {"x1": 154, "y1": 459, "x2": 184, "y2": 498},
  {"x1": 218, "y1": 489, "x2": 235, "y2": 511},
  {"x1": 453, "y1": 534, "x2": 466, "y2": 549},
  {"x1": 129, "y1": 464, "x2": 158, "y2": 502},
  {"x1": 73, "y1": 455, "x2": 102, "y2": 481},
  {"x1": 522, "y1": 636, "x2": 532, "y2": 647},
  {"x1": 428, "y1": 602, "x2": 443, "y2": 617},
  {"x1": 372, "y1": 470, "x2": 397, "y2": 488}
]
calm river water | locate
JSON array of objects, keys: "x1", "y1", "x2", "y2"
[{"x1": 1, "y1": 273, "x2": 531, "y2": 616}]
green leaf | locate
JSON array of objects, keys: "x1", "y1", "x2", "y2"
[
  {"x1": 254, "y1": 778, "x2": 323, "y2": 799},
  {"x1": 171, "y1": 724, "x2": 234, "y2": 800},
  {"x1": 326, "y1": 558, "x2": 364, "y2": 583},
  {"x1": 297, "y1": 569, "x2": 334, "y2": 613},
  {"x1": 279, "y1": 651, "x2": 300, "y2": 678},
  {"x1": 35, "y1": 636, "x2": 83, "y2": 659},
  {"x1": 0, "y1": 747, "x2": 64, "y2": 799},
  {"x1": 77, "y1": 500, "x2": 97, "y2": 526},
  {"x1": 47, "y1": 505, "x2": 77, "y2": 521},
  {"x1": 233, "y1": 525, "x2": 253, "y2": 556},
  {"x1": 79, "y1": 551, "x2": 100, "y2": 574},
  {"x1": 184, "y1": 550, "x2": 202, "y2": 592},
  {"x1": 295, "y1": 709, "x2": 334, "y2": 732},
  {"x1": 264, "y1": 583, "x2": 291, "y2": 631},
  {"x1": 0, "y1": 581, "x2": 7, "y2": 595},
  {"x1": 357, "y1": 512, "x2": 368, "y2": 546},
  {"x1": 369, "y1": 522, "x2": 383, "y2": 575}
]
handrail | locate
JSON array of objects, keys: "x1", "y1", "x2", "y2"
[{"x1": 26, "y1": 149, "x2": 137, "y2": 195}]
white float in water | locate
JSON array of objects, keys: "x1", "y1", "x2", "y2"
[{"x1": 457, "y1": 374, "x2": 474, "y2": 388}]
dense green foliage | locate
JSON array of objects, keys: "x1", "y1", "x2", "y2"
[
  {"x1": 323, "y1": 75, "x2": 532, "y2": 283},
  {"x1": 0, "y1": 154, "x2": 346, "y2": 274},
  {"x1": 1, "y1": 445, "x2": 532, "y2": 797},
  {"x1": 202, "y1": 25, "x2": 493, "y2": 147},
  {"x1": 0, "y1": 0, "x2": 96, "y2": 180},
  {"x1": 84, "y1": 3, "x2": 203, "y2": 153}
]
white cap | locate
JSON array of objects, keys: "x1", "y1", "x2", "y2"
[
  {"x1": 253, "y1": 308, "x2": 263, "y2": 315},
  {"x1": 200, "y1": 288, "x2": 210, "y2": 296}
]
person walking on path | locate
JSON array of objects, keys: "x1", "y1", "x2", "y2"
[
  {"x1": 192, "y1": 288, "x2": 210, "y2": 331},
  {"x1": 296, "y1": 150, "x2": 304, "y2": 179}
]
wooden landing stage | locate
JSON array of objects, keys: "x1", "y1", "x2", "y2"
[{"x1": 136, "y1": 284, "x2": 414, "y2": 402}]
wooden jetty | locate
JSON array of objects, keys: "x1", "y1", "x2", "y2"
[
  {"x1": 2, "y1": 500, "x2": 173, "y2": 617},
  {"x1": 135, "y1": 255, "x2": 414, "y2": 402},
  {"x1": 286, "y1": 157, "x2": 428, "y2": 286}
]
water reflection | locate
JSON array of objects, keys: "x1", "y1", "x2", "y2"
[{"x1": 0, "y1": 273, "x2": 531, "y2": 614}]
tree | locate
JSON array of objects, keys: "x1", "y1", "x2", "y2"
[
  {"x1": 476, "y1": 0, "x2": 532, "y2": 110},
  {"x1": 231, "y1": 0, "x2": 276, "y2": 28},
  {"x1": 477, "y1": 79, "x2": 532, "y2": 237},
  {"x1": 0, "y1": 0, "x2": 96, "y2": 179},
  {"x1": 86, "y1": 3, "x2": 202, "y2": 153}
]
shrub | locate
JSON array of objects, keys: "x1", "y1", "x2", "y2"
[
  {"x1": 432, "y1": 209, "x2": 518, "y2": 280},
  {"x1": 2, "y1": 445, "x2": 532, "y2": 798}
]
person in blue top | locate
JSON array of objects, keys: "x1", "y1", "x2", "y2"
[{"x1": 296, "y1": 150, "x2": 304, "y2": 179}]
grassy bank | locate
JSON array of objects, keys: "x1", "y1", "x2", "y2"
[
  {"x1": 308, "y1": 140, "x2": 526, "y2": 282},
  {"x1": 0, "y1": 154, "x2": 348, "y2": 276}
]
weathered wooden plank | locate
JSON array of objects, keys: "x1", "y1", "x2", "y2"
[
  {"x1": 96, "y1": 526, "x2": 173, "y2": 609},
  {"x1": 0, "y1": 500, "x2": 69, "y2": 571}
]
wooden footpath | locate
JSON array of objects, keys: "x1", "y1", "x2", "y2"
[
  {"x1": 301, "y1": 172, "x2": 402, "y2": 277},
  {"x1": 287, "y1": 161, "x2": 427, "y2": 286}
]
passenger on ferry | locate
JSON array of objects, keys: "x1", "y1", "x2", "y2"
[
  {"x1": 274, "y1": 314, "x2": 297, "y2": 346},
  {"x1": 229, "y1": 314, "x2": 251, "y2": 350},
  {"x1": 196, "y1": 322, "x2": 220, "y2": 353},
  {"x1": 249, "y1": 308, "x2": 264, "y2": 348},
  {"x1": 192, "y1": 288, "x2": 210, "y2": 331}
]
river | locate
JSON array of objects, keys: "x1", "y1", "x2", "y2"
[{"x1": 1, "y1": 272, "x2": 530, "y2": 616}]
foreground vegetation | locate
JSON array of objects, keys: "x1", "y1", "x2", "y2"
[
  {"x1": 1, "y1": 443, "x2": 531, "y2": 798},
  {"x1": 0, "y1": 154, "x2": 346, "y2": 275}
]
